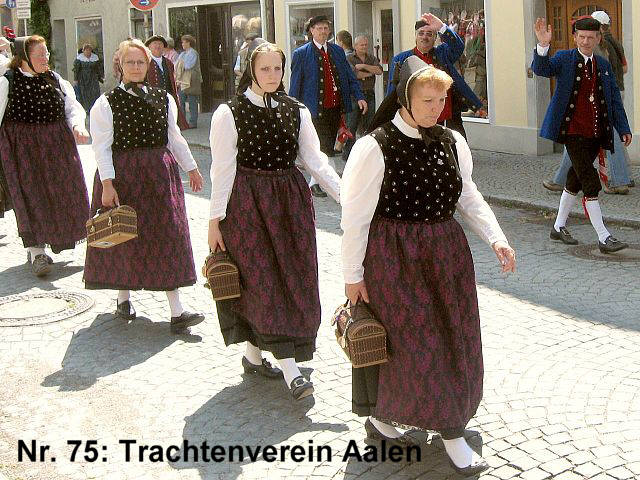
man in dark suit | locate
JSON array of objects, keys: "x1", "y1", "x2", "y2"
[
  {"x1": 387, "y1": 13, "x2": 482, "y2": 138},
  {"x1": 289, "y1": 15, "x2": 366, "y2": 197},
  {"x1": 145, "y1": 35, "x2": 190, "y2": 130},
  {"x1": 532, "y1": 17, "x2": 632, "y2": 253}
]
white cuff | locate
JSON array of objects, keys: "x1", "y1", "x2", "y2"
[
  {"x1": 439, "y1": 24, "x2": 447, "y2": 34},
  {"x1": 536, "y1": 44, "x2": 550, "y2": 56}
]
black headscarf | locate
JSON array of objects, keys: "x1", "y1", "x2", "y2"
[
  {"x1": 366, "y1": 55, "x2": 455, "y2": 149},
  {"x1": 9, "y1": 36, "x2": 64, "y2": 96},
  {"x1": 236, "y1": 41, "x2": 287, "y2": 115}
]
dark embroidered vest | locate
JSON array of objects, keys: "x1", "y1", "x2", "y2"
[
  {"x1": 228, "y1": 94, "x2": 301, "y2": 171},
  {"x1": 558, "y1": 55, "x2": 612, "y2": 150},
  {"x1": 371, "y1": 122, "x2": 462, "y2": 223},
  {"x1": 106, "y1": 86, "x2": 169, "y2": 152},
  {"x1": 5, "y1": 69, "x2": 65, "y2": 124}
]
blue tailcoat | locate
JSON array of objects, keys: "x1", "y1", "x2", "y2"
[
  {"x1": 531, "y1": 48, "x2": 630, "y2": 152},
  {"x1": 289, "y1": 41, "x2": 364, "y2": 118}
]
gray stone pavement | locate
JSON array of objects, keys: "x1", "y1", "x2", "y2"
[{"x1": 1, "y1": 142, "x2": 640, "y2": 480}]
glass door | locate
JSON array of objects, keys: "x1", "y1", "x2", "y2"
[{"x1": 372, "y1": 0, "x2": 393, "y2": 108}]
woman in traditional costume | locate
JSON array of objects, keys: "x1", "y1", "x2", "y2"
[
  {"x1": 85, "y1": 39, "x2": 204, "y2": 334},
  {"x1": 72, "y1": 43, "x2": 103, "y2": 112},
  {"x1": 208, "y1": 43, "x2": 340, "y2": 400},
  {"x1": 341, "y1": 57, "x2": 516, "y2": 475},
  {"x1": 0, "y1": 35, "x2": 90, "y2": 277}
]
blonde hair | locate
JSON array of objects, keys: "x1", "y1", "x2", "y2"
[
  {"x1": 411, "y1": 66, "x2": 454, "y2": 92},
  {"x1": 117, "y1": 38, "x2": 151, "y2": 65}
]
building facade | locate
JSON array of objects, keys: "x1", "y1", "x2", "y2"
[{"x1": 27, "y1": 0, "x2": 640, "y2": 159}]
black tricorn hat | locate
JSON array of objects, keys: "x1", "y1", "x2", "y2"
[
  {"x1": 145, "y1": 35, "x2": 168, "y2": 48},
  {"x1": 308, "y1": 15, "x2": 331, "y2": 29},
  {"x1": 572, "y1": 17, "x2": 601, "y2": 34}
]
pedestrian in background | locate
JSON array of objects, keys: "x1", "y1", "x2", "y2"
[
  {"x1": 343, "y1": 35, "x2": 381, "y2": 162},
  {"x1": 175, "y1": 34, "x2": 202, "y2": 128}
]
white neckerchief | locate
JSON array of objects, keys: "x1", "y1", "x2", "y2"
[
  {"x1": 244, "y1": 87, "x2": 280, "y2": 108},
  {"x1": 76, "y1": 53, "x2": 98, "y2": 62},
  {"x1": 577, "y1": 49, "x2": 594, "y2": 63},
  {"x1": 392, "y1": 111, "x2": 421, "y2": 139}
]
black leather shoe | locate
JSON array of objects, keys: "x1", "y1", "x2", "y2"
[
  {"x1": 115, "y1": 300, "x2": 136, "y2": 320},
  {"x1": 542, "y1": 180, "x2": 564, "y2": 192},
  {"x1": 550, "y1": 226, "x2": 579, "y2": 245},
  {"x1": 598, "y1": 236, "x2": 628, "y2": 254},
  {"x1": 364, "y1": 418, "x2": 419, "y2": 447},
  {"x1": 448, "y1": 456, "x2": 490, "y2": 476},
  {"x1": 310, "y1": 184, "x2": 327, "y2": 197},
  {"x1": 242, "y1": 356, "x2": 283, "y2": 379},
  {"x1": 170, "y1": 311, "x2": 204, "y2": 333},
  {"x1": 289, "y1": 375, "x2": 314, "y2": 400}
]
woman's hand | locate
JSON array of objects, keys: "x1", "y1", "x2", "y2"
[
  {"x1": 189, "y1": 168, "x2": 203, "y2": 192},
  {"x1": 73, "y1": 125, "x2": 90, "y2": 144},
  {"x1": 208, "y1": 219, "x2": 226, "y2": 252},
  {"x1": 345, "y1": 281, "x2": 369, "y2": 305},
  {"x1": 101, "y1": 180, "x2": 119, "y2": 208},
  {"x1": 492, "y1": 240, "x2": 516, "y2": 273}
]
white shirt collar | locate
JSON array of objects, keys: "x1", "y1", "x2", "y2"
[
  {"x1": 244, "y1": 87, "x2": 280, "y2": 108},
  {"x1": 18, "y1": 67, "x2": 35, "y2": 77},
  {"x1": 152, "y1": 55, "x2": 164, "y2": 65},
  {"x1": 577, "y1": 49, "x2": 593, "y2": 62},
  {"x1": 392, "y1": 111, "x2": 421, "y2": 139},
  {"x1": 313, "y1": 39, "x2": 328, "y2": 51}
]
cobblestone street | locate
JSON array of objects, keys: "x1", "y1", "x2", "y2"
[{"x1": 1, "y1": 145, "x2": 639, "y2": 480}]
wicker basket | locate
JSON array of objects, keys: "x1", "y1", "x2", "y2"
[
  {"x1": 86, "y1": 205, "x2": 137, "y2": 248},
  {"x1": 332, "y1": 301, "x2": 387, "y2": 368},
  {"x1": 202, "y1": 251, "x2": 241, "y2": 301}
]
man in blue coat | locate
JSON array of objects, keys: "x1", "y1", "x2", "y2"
[
  {"x1": 532, "y1": 16, "x2": 632, "y2": 253},
  {"x1": 387, "y1": 13, "x2": 482, "y2": 138},
  {"x1": 290, "y1": 15, "x2": 366, "y2": 197}
]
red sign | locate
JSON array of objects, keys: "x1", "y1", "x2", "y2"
[{"x1": 129, "y1": 0, "x2": 159, "y2": 11}]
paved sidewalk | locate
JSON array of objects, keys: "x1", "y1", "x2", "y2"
[{"x1": 184, "y1": 113, "x2": 640, "y2": 227}]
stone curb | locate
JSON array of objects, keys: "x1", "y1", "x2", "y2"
[{"x1": 184, "y1": 137, "x2": 640, "y2": 229}]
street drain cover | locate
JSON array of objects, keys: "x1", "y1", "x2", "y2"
[
  {"x1": 0, "y1": 291, "x2": 94, "y2": 327},
  {"x1": 568, "y1": 244, "x2": 640, "y2": 263}
]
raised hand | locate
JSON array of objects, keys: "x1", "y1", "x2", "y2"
[
  {"x1": 420, "y1": 13, "x2": 444, "y2": 31},
  {"x1": 534, "y1": 17, "x2": 552, "y2": 47}
]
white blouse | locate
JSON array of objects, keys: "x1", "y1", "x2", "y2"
[
  {"x1": 209, "y1": 87, "x2": 341, "y2": 220},
  {"x1": 341, "y1": 112, "x2": 508, "y2": 284},
  {"x1": 90, "y1": 83, "x2": 197, "y2": 181},
  {"x1": 0, "y1": 68, "x2": 85, "y2": 130}
]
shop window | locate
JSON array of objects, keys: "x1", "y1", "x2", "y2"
[
  {"x1": 168, "y1": 6, "x2": 197, "y2": 53},
  {"x1": 288, "y1": 3, "x2": 334, "y2": 52},
  {"x1": 421, "y1": 0, "x2": 488, "y2": 120},
  {"x1": 130, "y1": 8, "x2": 153, "y2": 41}
]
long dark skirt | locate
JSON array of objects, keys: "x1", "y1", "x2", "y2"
[
  {"x1": 0, "y1": 119, "x2": 90, "y2": 250},
  {"x1": 352, "y1": 216, "x2": 483, "y2": 434},
  {"x1": 83, "y1": 147, "x2": 196, "y2": 291},
  {"x1": 215, "y1": 166, "x2": 320, "y2": 361}
]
